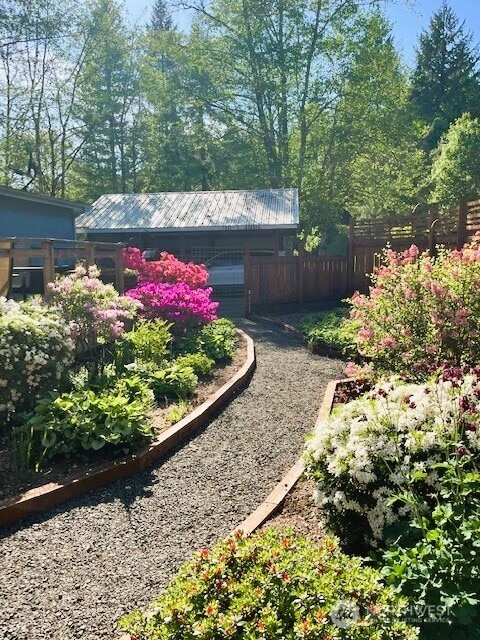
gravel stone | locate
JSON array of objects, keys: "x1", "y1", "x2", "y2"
[{"x1": 0, "y1": 319, "x2": 344, "y2": 640}]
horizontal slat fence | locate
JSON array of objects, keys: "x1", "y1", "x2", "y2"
[{"x1": 0, "y1": 237, "x2": 125, "y2": 295}]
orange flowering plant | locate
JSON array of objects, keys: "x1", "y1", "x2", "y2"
[{"x1": 119, "y1": 529, "x2": 417, "y2": 639}]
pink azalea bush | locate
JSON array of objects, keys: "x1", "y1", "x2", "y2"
[
  {"x1": 46, "y1": 265, "x2": 141, "y2": 355},
  {"x1": 126, "y1": 281, "x2": 218, "y2": 327},
  {"x1": 348, "y1": 235, "x2": 480, "y2": 380},
  {"x1": 123, "y1": 247, "x2": 209, "y2": 289}
]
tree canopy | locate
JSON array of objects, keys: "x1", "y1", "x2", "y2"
[{"x1": 0, "y1": 0, "x2": 479, "y2": 241}]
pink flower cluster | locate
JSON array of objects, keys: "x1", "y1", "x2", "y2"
[
  {"x1": 123, "y1": 248, "x2": 209, "y2": 289},
  {"x1": 123, "y1": 248, "x2": 218, "y2": 329},
  {"x1": 347, "y1": 237, "x2": 480, "y2": 380},
  {"x1": 126, "y1": 282, "x2": 218, "y2": 327},
  {"x1": 46, "y1": 265, "x2": 141, "y2": 352}
]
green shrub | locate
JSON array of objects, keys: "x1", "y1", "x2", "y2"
[
  {"x1": 198, "y1": 318, "x2": 237, "y2": 361},
  {"x1": 303, "y1": 368, "x2": 480, "y2": 551},
  {"x1": 300, "y1": 307, "x2": 358, "y2": 357},
  {"x1": 148, "y1": 363, "x2": 198, "y2": 399},
  {"x1": 119, "y1": 528, "x2": 418, "y2": 640},
  {"x1": 16, "y1": 375, "x2": 154, "y2": 470},
  {"x1": 381, "y1": 456, "x2": 480, "y2": 639},
  {"x1": 173, "y1": 319, "x2": 237, "y2": 361},
  {"x1": 173, "y1": 353, "x2": 215, "y2": 378},
  {"x1": 119, "y1": 319, "x2": 173, "y2": 367}
]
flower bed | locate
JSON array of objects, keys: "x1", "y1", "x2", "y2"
[{"x1": 1, "y1": 255, "x2": 244, "y2": 513}]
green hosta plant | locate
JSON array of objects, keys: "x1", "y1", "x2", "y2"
[
  {"x1": 16, "y1": 375, "x2": 154, "y2": 470},
  {"x1": 173, "y1": 353, "x2": 215, "y2": 378},
  {"x1": 119, "y1": 528, "x2": 418, "y2": 640},
  {"x1": 148, "y1": 363, "x2": 198, "y2": 399}
]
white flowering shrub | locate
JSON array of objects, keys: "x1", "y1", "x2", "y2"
[
  {"x1": 0, "y1": 298, "x2": 74, "y2": 421},
  {"x1": 303, "y1": 368, "x2": 480, "y2": 550}
]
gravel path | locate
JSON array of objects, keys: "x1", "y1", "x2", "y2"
[{"x1": 0, "y1": 319, "x2": 344, "y2": 640}]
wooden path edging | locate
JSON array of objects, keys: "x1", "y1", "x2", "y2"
[
  {"x1": 230, "y1": 377, "x2": 344, "y2": 537},
  {"x1": 0, "y1": 330, "x2": 255, "y2": 529}
]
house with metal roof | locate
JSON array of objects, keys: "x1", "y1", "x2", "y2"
[{"x1": 77, "y1": 189, "x2": 299, "y2": 293}]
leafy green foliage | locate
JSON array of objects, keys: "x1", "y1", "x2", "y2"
[
  {"x1": 119, "y1": 318, "x2": 173, "y2": 367},
  {"x1": 166, "y1": 400, "x2": 189, "y2": 425},
  {"x1": 16, "y1": 375, "x2": 154, "y2": 470},
  {"x1": 197, "y1": 318, "x2": 237, "y2": 362},
  {"x1": 382, "y1": 457, "x2": 480, "y2": 639},
  {"x1": 119, "y1": 528, "x2": 418, "y2": 640},
  {"x1": 173, "y1": 353, "x2": 215, "y2": 378},
  {"x1": 173, "y1": 319, "x2": 237, "y2": 362},
  {"x1": 432, "y1": 113, "x2": 480, "y2": 206},
  {"x1": 299, "y1": 307, "x2": 358, "y2": 357},
  {"x1": 148, "y1": 363, "x2": 198, "y2": 399}
]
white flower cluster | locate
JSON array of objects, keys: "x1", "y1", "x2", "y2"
[
  {"x1": 0, "y1": 297, "x2": 74, "y2": 419},
  {"x1": 304, "y1": 374, "x2": 480, "y2": 544}
]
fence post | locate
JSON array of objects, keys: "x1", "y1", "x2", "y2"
[
  {"x1": 244, "y1": 245, "x2": 251, "y2": 317},
  {"x1": 42, "y1": 240, "x2": 55, "y2": 293},
  {"x1": 115, "y1": 244, "x2": 125, "y2": 293},
  {"x1": 297, "y1": 244, "x2": 305, "y2": 310},
  {"x1": 457, "y1": 199, "x2": 468, "y2": 250},
  {"x1": 428, "y1": 206, "x2": 438, "y2": 256},
  {"x1": 85, "y1": 243, "x2": 95, "y2": 267},
  {"x1": 347, "y1": 217, "x2": 355, "y2": 295}
]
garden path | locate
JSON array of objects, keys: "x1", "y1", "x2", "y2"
[{"x1": 0, "y1": 319, "x2": 344, "y2": 640}]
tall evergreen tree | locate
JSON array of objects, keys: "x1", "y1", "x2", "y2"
[
  {"x1": 150, "y1": 0, "x2": 173, "y2": 32},
  {"x1": 411, "y1": 3, "x2": 480, "y2": 150},
  {"x1": 74, "y1": 0, "x2": 140, "y2": 200}
]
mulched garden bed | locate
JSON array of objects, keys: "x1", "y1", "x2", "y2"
[{"x1": 0, "y1": 334, "x2": 247, "y2": 504}]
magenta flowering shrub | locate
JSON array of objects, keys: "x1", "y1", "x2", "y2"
[
  {"x1": 123, "y1": 247, "x2": 209, "y2": 289},
  {"x1": 348, "y1": 235, "x2": 480, "y2": 380},
  {"x1": 126, "y1": 281, "x2": 218, "y2": 327},
  {"x1": 46, "y1": 265, "x2": 141, "y2": 354}
]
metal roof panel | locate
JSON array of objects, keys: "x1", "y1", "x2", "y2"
[{"x1": 77, "y1": 189, "x2": 299, "y2": 231}]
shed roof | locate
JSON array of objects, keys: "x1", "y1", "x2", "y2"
[
  {"x1": 77, "y1": 189, "x2": 299, "y2": 233},
  {"x1": 0, "y1": 185, "x2": 87, "y2": 214}
]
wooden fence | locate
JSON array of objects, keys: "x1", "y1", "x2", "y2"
[
  {"x1": 0, "y1": 237, "x2": 125, "y2": 297},
  {"x1": 245, "y1": 248, "x2": 348, "y2": 315},
  {"x1": 245, "y1": 198, "x2": 480, "y2": 314}
]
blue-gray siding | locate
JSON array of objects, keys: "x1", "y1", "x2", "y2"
[{"x1": 0, "y1": 196, "x2": 76, "y2": 240}]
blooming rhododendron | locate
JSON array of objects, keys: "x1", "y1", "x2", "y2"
[
  {"x1": 0, "y1": 298, "x2": 74, "y2": 419},
  {"x1": 126, "y1": 281, "x2": 218, "y2": 327},
  {"x1": 123, "y1": 247, "x2": 209, "y2": 289},
  {"x1": 347, "y1": 236, "x2": 480, "y2": 380},
  {"x1": 46, "y1": 265, "x2": 141, "y2": 354}
]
